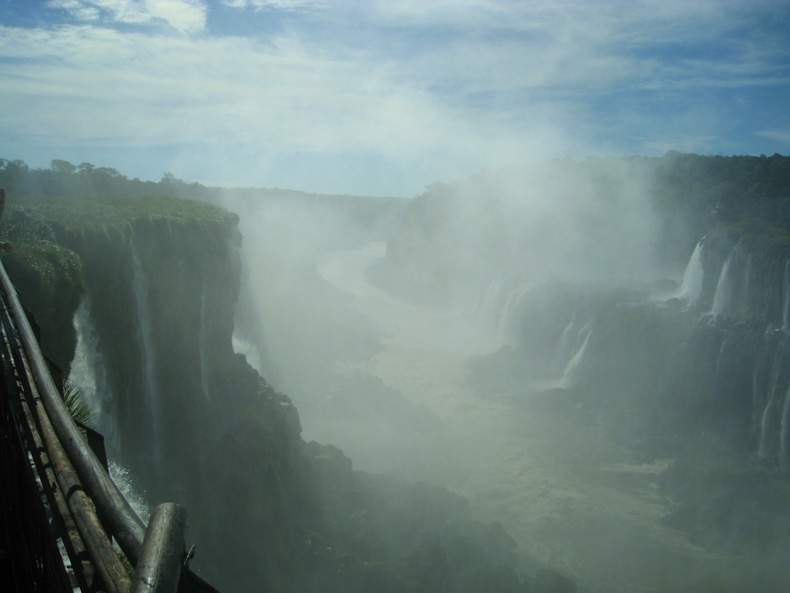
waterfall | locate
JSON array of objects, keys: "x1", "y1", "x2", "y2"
[
  {"x1": 756, "y1": 334, "x2": 790, "y2": 460},
  {"x1": 496, "y1": 281, "x2": 539, "y2": 346},
  {"x1": 756, "y1": 351, "x2": 780, "y2": 459},
  {"x1": 475, "y1": 278, "x2": 504, "y2": 345},
  {"x1": 130, "y1": 241, "x2": 160, "y2": 462},
  {"x1": 557, "y1": 329, "x2": 592, "y2": 388},
  {"x1": 675, "y1": 240, "x2": 704, "y2": 307},
  {"x1": 199, "y1": 281, "x2": 211, "y2": 399},
  {"x1": 109, "y1": 461, "x2": 151, "y2": 523},
  {"x1": 711, "y1": 247, "x2": 735, "y2": 318},
  {"x1": 68, "y1": 298, "x2": 119, "y2": 458},
  {"x1": 550, "y1": 316, "x2": 577, "y2": 376},
  {"x1": 783, "y1": 259, "x2": 790, "y2": 333}
]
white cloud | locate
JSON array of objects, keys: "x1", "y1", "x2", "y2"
[
  {"x1": 219, "y1": 0, "x2": 327, "y2": 9},
  {"x1": 47, "y1": 0, "x2": 207, "y2": 33},
  {"x1": 47, "y1": 0, "x2": 102, "y2": 21},
  {"x1": 3, "y1": 0, "x2": 790, "y2": 192},
  {"x1": 144, "y1": 0, "x2": 206, "y2": 33}
]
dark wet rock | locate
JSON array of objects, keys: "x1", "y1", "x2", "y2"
[{"x1": 659, "y1": 459, "x2": 790, "y2": 553}]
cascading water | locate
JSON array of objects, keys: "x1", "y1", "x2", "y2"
[
  {"x1": 496, "y1": 281, "x2": 539, "y2": 346},
  {"x1": 755, "y1": 333, "x2": 790, "y2": 460},
  {"x1": 130, "y1": 241, "x2": 160, "y2": 463},
  {"x1": 550, "y1": 316, "x2": 578, "y2": 376},
  {"x1": 557, "y1": 328, "x2": 592, "y2": 388},
  {"x1": 199, "y1": 281, "x2": 211, "y2": 399},
  {"x1": 710, "y1": 247, "x2": 735, "y2": 318},
  {"x1": 109, "y1": 461, "x2": 151, "y2": 523},
  {"x1": 68, "y1": 298, "x2": 118, "y2": 457},
  {"x1": 475, "y1": 278, "x2": 504, "y2": 345},
  {"x1": 69, "y1": 297, "x2": 154, "y2": 515},
  {"x1": 675, "y1": 240, "x2": 704, "y2": 307}
]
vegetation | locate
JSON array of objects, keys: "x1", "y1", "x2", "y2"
[
  {"x1": 62, "y1": 381, "x2": 93, "y2": 427},
  {"x1": 0, "y1": 158, "x2": 217, "y2": 202}
]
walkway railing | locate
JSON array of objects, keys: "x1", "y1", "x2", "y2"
[{"x1": 0, "y1": 256, "x2": 219, "y2": 593}]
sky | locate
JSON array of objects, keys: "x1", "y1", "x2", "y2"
[{"x1": 1, "y1": 0, "x2": 789, "y2": 197}]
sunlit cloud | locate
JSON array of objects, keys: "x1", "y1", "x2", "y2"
[
  {"x1": 46, "y1": 0, "x2": 207, "y2": 33},
  {"x1": 2, "y1": 0, "x2": 789, "y2": 194}
]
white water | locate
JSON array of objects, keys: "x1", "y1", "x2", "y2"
[
  {"x1": 70, "y1": 299, "x2": 154, "y2": 521},
  {"x1": 710, "y1": 248, "x2": 735, "y2": 318},
  {"x1": 475, "y1": 278, "x2": 504, "y2": 347},
  {"x1": 109, "y1": 461, "x2": 151, "y2": 523},
  {"x1": 558, "y1": 329, "x2": 591, "y2": 388},
  {"x1": 551, "y1": 318, "x2": 578, "y2": 376},
  {"x1": 495, "y1": 281, "x2": 540, "y2": 347},
  {"x1": 310, "y1": 241, "x2": 732, "y2": 593},
  {"x1": 758, "y1": 360, "x2": 782, "y2": 459},
  {"x1": 675, "y1": 240, "x2": 704, "y2": 306},
  {"x1": 68, "y1": 298, "x2": 119, "y2": 458},
  {"x1": 130, "y1": 242, "x2": 160, "y2": 463}
]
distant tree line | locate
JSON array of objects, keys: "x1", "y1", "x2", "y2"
[
  {"x1": 0, "y1": 158, "x2": 405, "y2": 212},
  {"x1": 650, "y1": 151, "x2": 790, "y2": 242},
  {"x1": 0, "y1": 158, "x2": 218, "y2": 202},
  {"x1": 3, "y1": 152, "x2": 789, "y2": 241}
]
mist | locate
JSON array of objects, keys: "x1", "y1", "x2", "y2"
[
  {"x1": 211, "y1": 155, "x2": 790, "y2": 593},
  {"x1": 4, "y1": 2, "x2": 790, "y2": 591}
]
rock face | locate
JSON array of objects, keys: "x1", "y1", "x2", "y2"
[
  {"x1": 2, "y1": 198, "x2": 317, "y2": 590},
  {"x1": 457, "y1": 222, "x2": 790, "y2": 474}
]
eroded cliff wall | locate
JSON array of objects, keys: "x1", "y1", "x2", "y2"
[{"x1": 0, "y1": 194, "x2": 553, "y2": 593}]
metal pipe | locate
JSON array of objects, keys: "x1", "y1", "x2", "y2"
[{"x1": 131, "y1": 504, "x2": 188, "y2": 593}]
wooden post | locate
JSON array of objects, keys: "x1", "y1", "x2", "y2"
[{"x1": 131, "y1": 504, "x2": 187, "y2": 593}]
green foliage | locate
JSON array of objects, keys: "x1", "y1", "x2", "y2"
[
  {"x1": 0, "y1": 234, "x2": 85, "y2": 372},
  {"x1": 650, "y1": 151, "x2": 790, "y2": 258},
  {"x1": 62, "y1": 381, "x2": 93, "y2": 427},
  {"x1": 0, "y1": 189, "x2": 235, "y2": 374},
  {"x1": 0, "y1": 158, "x2": 219, "y2": 202}
]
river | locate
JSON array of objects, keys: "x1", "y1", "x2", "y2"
[{"x1": 278, "y1": 241, "x2": 745, "y2": 593}]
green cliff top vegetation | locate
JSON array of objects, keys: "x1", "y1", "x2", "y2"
[{"x1": 0, "y1": 182, "x2": 238, "y2": 374}]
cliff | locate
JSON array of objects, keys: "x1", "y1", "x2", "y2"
[
  {"x1": 0, "y1": 194, "x2": 559, "y2": 593},
  {"x1": 0, "y1": 196, "x2": 317, "y2": 589},
  {"x1": 463, "y1": 225, "x2": 790, "y2": 574}
]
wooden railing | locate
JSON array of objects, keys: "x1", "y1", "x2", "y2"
[{"x1": 0, "y1": 256, "x2": 219, "y2": 593}]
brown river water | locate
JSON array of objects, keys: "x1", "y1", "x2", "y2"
[{"x1": 271, "y1": 242, "x2": 755, "y2": 593}]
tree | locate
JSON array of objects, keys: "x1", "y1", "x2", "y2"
[{"x1": 50, "y1": 159, "x2": 76, "y2": 175}]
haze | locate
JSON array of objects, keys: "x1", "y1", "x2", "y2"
[{"x1": 4, "y1": 2, "x2": 790, "y2": 592}]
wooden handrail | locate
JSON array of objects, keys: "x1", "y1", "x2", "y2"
[
  {"x1": 0, "y1": 255, "x2": 222, "y2": 593},
  {"x1": 0, "y1": 257, "x2": 148, "y2": 564},
  {"x1": 131, "y1": 504, "x2": 188, "y2": 593}
]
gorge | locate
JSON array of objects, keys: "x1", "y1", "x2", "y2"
[{"x1": 2, "y1": 152, "x2": 790, "y2": 592}]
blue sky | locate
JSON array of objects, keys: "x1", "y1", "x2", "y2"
[{"x1": 1, "y1": 0, "x2": 789, "y2": 196}]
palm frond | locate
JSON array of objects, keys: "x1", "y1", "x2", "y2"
[{"x1": 62, "y1": 381, "x2": 93, "y2": 427}]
